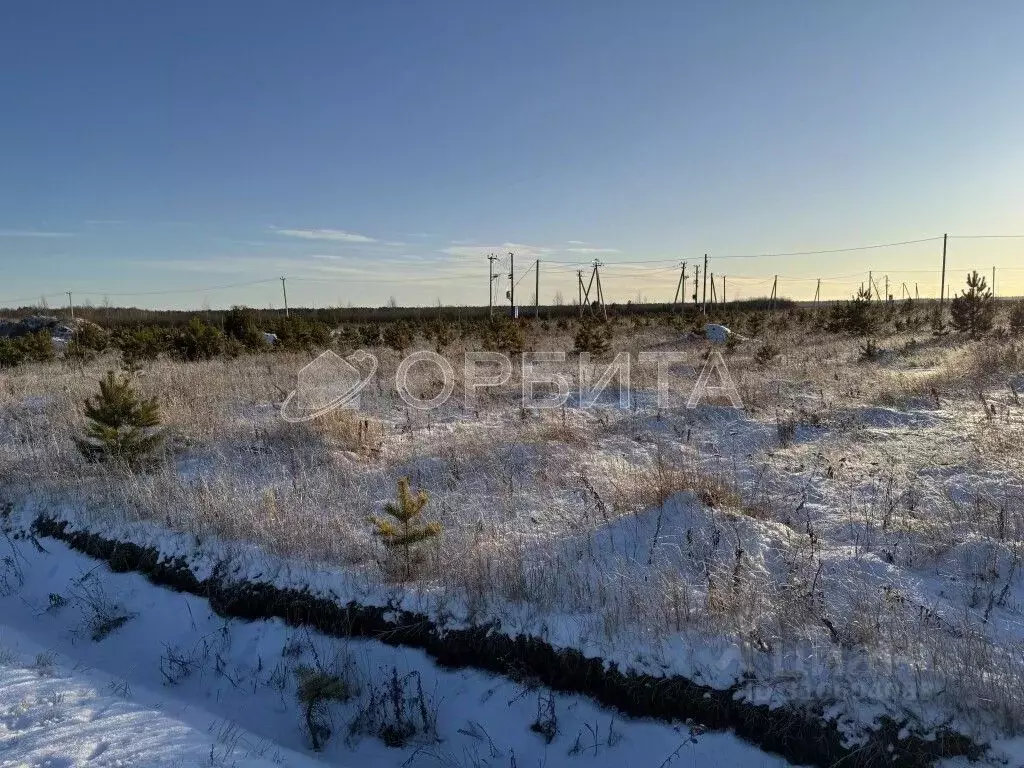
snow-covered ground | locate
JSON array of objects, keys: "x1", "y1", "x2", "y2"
[
  {"x1": 0, "y1": 530, "x2": 795, "y2": 767},
  {"x1": 1, "y1": 329, "x2": 1022, "y2": 765},
  {"x1": 0, "y1": 624, "x2": 326, "y2": 768}
]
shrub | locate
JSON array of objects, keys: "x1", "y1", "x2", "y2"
[
  {"x1": 296, "y1": 666, "x2": 350, "y2": 751},
  {"x1": 358, "y1": 325, "x2": 381, "y2": 347},
  {"x1": 117, "y1": 327, "x2": 168, "y2": 372},
  {"x1": 223, "y1": 305, "x2": 257, "y2": 340},
  {"x1": 370, "y1": 478, "x2": 441, "y2": 580},
  {"x1": 382, "y1": 321, "x2": 415, "y2": 353},
  {"x1": 20, "y1": 330, "x2": 56, "y2": 363},
  {"x1": 272, "y1": 316, "x2": 332, "y2": 351},
  {"x1": 859, "y1": 338, "x2": 881, "y2": 361},
  {"x1": 481, "y1": 317, "x2": 525, "y2": 356},
  {"x1": 172, "y1": 317, "x2": 224, "y2": 361},
  {"x1": 76, "y1": 370, "x2": 163, "y2": 466},
  {"x1": 426, "y1": 320, "x2": 456, "y2": 353},
  {"x1": 950, "y1": 271, "x2": 995, "y2": 339},
  {"x1": 828, "y1": 286, "x2": 878, "y2": 336},
  {"x1": 573, "y1": 317, "x2": 612, "y2": 357},
  {"x1": 1010, "y1": 301, "x2": 1024, "y2": 335},
  {"x1": 0, "y1": 339, "x2": 26, "y2": 368},
  {"x1": 754, "y1": 342, "x2": 780, "y2": 367}
]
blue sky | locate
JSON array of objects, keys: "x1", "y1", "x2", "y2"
[{"x1": 1, "y1": 1, "x2": 1023, "y2": 309}]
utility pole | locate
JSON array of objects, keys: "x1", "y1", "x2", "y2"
[
  {"x1": 769, "y1": 276, "x2": 778, "y2": 311},
  {"x1": 593, "y1": 259, "x2": 607, "y2": 320},
  {"x1": 702, "y1": 254, "x2": 708, "y2": 314},
  {"x1": 535, "y1": 258, "x2": 540, "y2": 318},
  {"x1": 722, "y1": 274, "x2": 726, "y2": 305},
  {"x1": 709, "y1": 272, "x2": 717, "y2": 307},
  {"x1": 938, "y1": 233, "x2": 948, "y2": 322},
  {"x1": 579, "y1": 260, "x2": 606, "y2": 318},
  {"x1": 280, "y1": 277, "x2": 289, "y2": 318},
  {"x1": 813, "y1": 278, "x2": 821, "y2": 308},
  {"x1": 992, "y1": 266, "x2": 996, "y2": 298},
  {"x1": 672, "y1": 262, "x2": 687, "y2": 313},
  {"x1": 508, "y1": 252, "x2": 515, "y2": 318},
  {"x1": 867, "y1": 271, "x2": 873, "y2": 300},
  {"x1": 915, "y1": 282, "x2": 919, "y2": 300},
  {"x1": 577, "y1": 270, "x2": 584, "y2": 316},
  {"x1": 693, "y1": 266, "x2": 700, "y2": 309},
  {"x1": 870, "y1": 272, "x2": 883, "y2": 303},
  {"x1": 487, "y1": 253, "x2": 498, "y2": 318},
  {"x1": 885, "y1": 274, "x2": 890, "y2": 303},
  {"x1": 66, "y1": 291, "x2": 74, "y2": 322}
]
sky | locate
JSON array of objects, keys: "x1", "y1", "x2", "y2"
[{"x1": 1, "y1": 1, "x2": 1023, "y2": 310}]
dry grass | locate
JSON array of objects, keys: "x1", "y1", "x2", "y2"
[{"x1": 2, "y1": 323, "x2": 1023, "y2": 738}]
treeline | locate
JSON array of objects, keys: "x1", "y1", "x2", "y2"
[
  {"x1": 0, "y1": 297, "x2": 795, "y2": 332},
  {"x1": 4, "y1": 284, "x2": 1015, "y2": 371}
]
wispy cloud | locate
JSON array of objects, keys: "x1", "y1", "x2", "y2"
[
  {"x1": 0, "y1": 229, "x2": 75, "y2": 238},
  {"x1": 566, "y1": 246, "x2": 620, "y2": 254},
  {"x1": 441, "y1": 241, "x2": 555, "y2": 259},
  {"x1": 271, "y1": 227, "x2": 377, "y2": 244}
]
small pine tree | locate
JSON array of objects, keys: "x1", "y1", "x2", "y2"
[
  {"x1": 481, "y1": 317, "x2": 525, "y2": 356},
  {"x1": 573, "y1": 318, "x2": 612, "y2": 357},
  {"x1": 76, "y1": 371, "x2": 163, "y2": 465},
  {"x1": 20, "y1": 330, "x2": 56, "y2": 363},
  {"x1": 950, "y1": 270, "x2": 995, "y2": 339},
  {"x1": 382, "y1": 321, "x2": 415, "y2": 353},
  {"x1": 172, "y1": 317, "x2": 224, "y2": 361},
  {"x1": 370, "y1": 478, "x2": 441, "y2": 580},
  {"x1": 0, "y1": 339, "x2": 26, "y2": 368},
  {"x1": 829, "y1": 286, "x2": 877, "y2": 336},
  {"x1": 1009, "y1": 301, "x2": 1024, "y2": 335}
]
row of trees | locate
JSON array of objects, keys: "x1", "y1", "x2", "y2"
[
  {"x1": 2, "y1": 275, "x2": 1021, "y2": 370},
  {"x1": 829, "y1": 271, "x2": 1018, "y2": 339}
]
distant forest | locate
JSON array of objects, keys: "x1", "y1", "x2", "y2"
[{"x1": 0, "y1": 297, "x2": 795, "y2": 330}]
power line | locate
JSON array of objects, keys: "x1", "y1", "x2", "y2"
[{"x1": 77, "y1": 278, "x2": 280, "y2": 297}]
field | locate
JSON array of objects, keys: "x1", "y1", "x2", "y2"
[{"x1": 1, "y1": 303, "x2": 1023, "y2": 767}]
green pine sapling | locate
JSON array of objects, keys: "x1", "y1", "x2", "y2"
[
  {"x1": 76, "y1": 370, "x2": 163, "y2": 466},
  {"x1": 371, "y1": 478, "x2": 441, "y2": 579}
]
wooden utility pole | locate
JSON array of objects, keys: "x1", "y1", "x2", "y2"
[
  {"x1": 992, "y1": 266, "x2": 996, "y2": 297},
  {"x1": 487, "y1": 253, "x2": 498, "y2": 318},
  {"x1": 577, "y1": 270, "x2": 584, "y2": 315},
  {"x1": 508, "y1": 252, "x2": 515, "y2": 317},
  {"x1": 938, "y1": 233, "x2": 948, "y2": 321},
  {"x1": 721, "y1": 274, "x2": 726, "y2": 305},
  {"x1": 769, "y1": 276, "x2": 778, "y2": 311},
  {"x1": 280, "y1": 277, "x2": 289, "y2": 318},
  {"x1": 579, "y1": 260, "x2": 606, "y2": 318},
  {"x1": 867, "y1": 271, "x2": 873, "y2": 300},
  {"x1": 693, "y1": 266, "x2": 700, "y2": 309},
  {"x1": 66, "y1": 291, "x2": 74, "y2": 322},
  {"x1": 672, "y1": 262, "x2": 687, "y2": 313},
  {"x1": 884, "y1": 274, "x2": 890, "y2": 303},
  {"x1": 593, "y1": 260, "x2": 607, "y2": 320},
  {"x1": 709, "y1": 272, "x2": 717, "y2": 306},
  {"x1": 870, "y1": 272, "x2": 883, "y2": 302},
  {"x1": 813, "y1": 278, "x2": 821, "y2": 308},
  {"x1": 702, "y1": 254, "x2": 708, "y2": 314},
  {"x1": 535, "y1": 259, "x2": 540, "y2": 318},
  {"x1": 915, "y1": 282, "x2": 919, "y2": 300}
]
